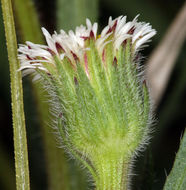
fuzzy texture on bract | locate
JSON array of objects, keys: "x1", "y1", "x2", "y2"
[{"x1": 18, "y1": 15, "x2": 156, "y2": 190}]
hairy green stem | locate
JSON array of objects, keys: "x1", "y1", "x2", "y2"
[
  {"x1": 92, "y1": 152, "x2": 131, "y2": 190},
  {"x1": 1, "y1": 0, "x2": 30, "y2": 189}
]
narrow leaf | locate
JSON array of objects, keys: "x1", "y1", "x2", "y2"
[{"x1": 163, "y1": 130, "x2": 186, "y2": 190}]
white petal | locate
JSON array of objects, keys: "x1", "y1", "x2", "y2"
[
  {"x1": 60, "y1": 53, "x2": 65, "y2": 60},
  {"x1": 18, "y1": 65, "x2": 36, "y2": 71},
  {"x1": 96, "y1": 32, "x2": 112, "y2": 48},
  {"x1": 101, "y1": 26, "x2": 110, "y2": 37},
  {"x1": 42, "y1": 27, "x2": 57, "y2": 54},
  {"x1": 135, "y1": 30, "x2": 156, "y2": 50},
  {"x1": 114, "y1": 34, "x2": 130, "y2": 50},
  {"x1": 92, "y1": 22, "x2": 98, "y2": 37},
  {"x1": 38, "y1": 67, "x2": 48, "y2": 71},
  {"x1": 22, "y1": 69, "x2": 35, "y2": 77},
  {"x1": 32, "y1": 74, "x2": 41, "y2": 82},
  {"x1": 86, "y1": 18, "x2": 92, "y2": 30},
  {"x1": 115, "y1": 16, "x2": 126, "y2": 34}
]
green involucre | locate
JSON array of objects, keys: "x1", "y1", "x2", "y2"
[{"x1": 36, "y1": 37, "x2": 152, "y2": 189}]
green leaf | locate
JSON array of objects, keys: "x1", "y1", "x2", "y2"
[
  {"x1": 57, "y1": 0, "x2": 99, "y2": 31},
  {"x1": 13, "y1": 0, "x2": 43, "y2": 43},
  {"x1": 163, "y1": 129, "x2": 186, "y2": 190}
]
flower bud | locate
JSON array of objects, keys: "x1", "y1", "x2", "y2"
[{"x1": 18, "y1": 15, "x2": 156, "y2": 189}]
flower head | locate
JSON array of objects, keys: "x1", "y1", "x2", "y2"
[
  {"x1": 18, "y1": 16, "x2": 156, "y2": 189},
  {"x1": 18, "y1": 15, "x2": 156, "y2": 78}
]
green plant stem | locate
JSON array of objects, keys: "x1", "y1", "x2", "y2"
[
  {"x1": 92, "y1": 153, "x2": 130, "y2": 190},
  {"x1": 1, "y1": 0, "x2": 30, "y2": 189}
]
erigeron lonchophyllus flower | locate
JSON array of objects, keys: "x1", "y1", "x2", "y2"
[{"x1": 18, "y1": 15, "x2": 156, "y2": 190}]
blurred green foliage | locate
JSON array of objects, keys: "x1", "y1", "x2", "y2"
[
  {"x1": 57, "y1": 0, "x2": 98, "y2": 31},
  {"x1": 163, "y1": 130, "x2": 186, "y2": 190},
  {"x1": 0, "y1": 0, "x2": 185, "y2": 189}
]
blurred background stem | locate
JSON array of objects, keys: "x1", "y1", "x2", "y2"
[
  {"x1": 13, "y1": 0, "x2": 70, "y2": 189},
  {"x1": 1, "y1": 0, "x2": 30, "y2": 189},
  {"x1": 146, "y1": 2, "x2": 186, "y2": 105}
]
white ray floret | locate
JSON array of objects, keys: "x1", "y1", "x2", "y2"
[{"x1": 18, "y1": 15, "x2": 156, "y2": 78}]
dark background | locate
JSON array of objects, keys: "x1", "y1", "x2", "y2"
[{"x1": 0, "y1": 0, "x2": 185, "y2": 189}]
